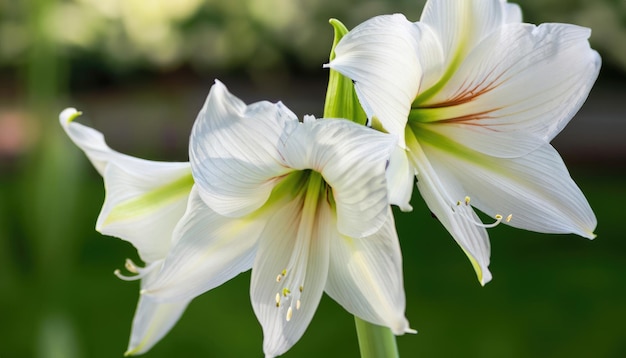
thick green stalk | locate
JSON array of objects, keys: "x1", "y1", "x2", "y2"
[{"x1": 355, "y1": 317, "x2": 400, "y2": 358}]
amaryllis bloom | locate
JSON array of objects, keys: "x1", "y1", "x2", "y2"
[
  {"x1": 327, "y1": 0, "x2": 600, "y2": 284},
  {"x1": 59, "y1": 108, "x2": 194, "y2": 355},
  {"x1": 144, "y1": 81, "x2": 413, "y2": 357}
]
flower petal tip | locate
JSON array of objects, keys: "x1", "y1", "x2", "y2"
[
  {"x1": 585, "y1": 231, "x2": 597, "y2": 240},
  {"x1": 59, "y1": 107, "x2": 82, "y2": 125},
  {"x1": 397, "y1": 203, "x2": 413, "y2": 212},
  {"x1": 479, "y1": 271, "x2": 493, "y2": 287},
  {"x1": 123, "y1": 348, "x2": 138, "y2": 357},
  {"x1": 474, "y1": 264, "x2": 493, "y2": 286}
]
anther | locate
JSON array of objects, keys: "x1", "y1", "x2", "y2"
[
  {"x1": 506, "y1": 214, "x2": 513, "y2": 222},
  {"x1": 286, "y1": 306, "x2": 293, "y2": 321},
  {"x1": 296, "y1": 299, "x2": 301, "y2": 310},
  {"x1": 276, "y1": 274, "x2": 282, "y2": 283},
  {"x1": 275, "y1": 293, "x2": 281, "y2": 307},
  {"x1": 124, "y1": 258, "x2": 139, "y2": 274},
  {"x1": 282, "y1": 288, "x2": 291, "y2": 297},
  {"x1": 464, "y1": 196, "x2": 471, "y2": 206}
]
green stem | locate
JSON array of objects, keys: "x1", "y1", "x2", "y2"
[{"x1": 354, "y1": 317, "x2": 400, "y2": 358}]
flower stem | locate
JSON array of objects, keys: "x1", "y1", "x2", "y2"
[{"x1": 354, "y1": 317, "x2": 400, "y2": 358}]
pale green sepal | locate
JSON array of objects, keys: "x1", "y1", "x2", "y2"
[{"x1": 323, "y1": 19, "x2": 367, "y2": 124}]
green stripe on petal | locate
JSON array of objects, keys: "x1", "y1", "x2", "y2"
[
  {"x1": 412, "y1": 46, "x2": 465, "y2": 106},
  {"x1": 103, "y1": 173, "x2": 194, "y2": 226}
]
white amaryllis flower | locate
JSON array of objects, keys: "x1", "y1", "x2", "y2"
[
  {"x1": 59, "y1": 108, "x2": 194, "y2": 355},
  {"x1": 144, "y1": 80, "x2": 413, "y2": 357},
  {"x1": 326, "y1": 0, "x2": 600, "y2": 285}
]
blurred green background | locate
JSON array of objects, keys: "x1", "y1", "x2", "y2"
[{"x1": 1, "y1": 0, "x2": 625, "y2": 357}]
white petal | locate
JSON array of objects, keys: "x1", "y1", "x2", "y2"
[
  {"x1": 96, "y1": 163, "x2": 192, "y2": 263},
  {"x1": 143, "y1": 186, "x2": 262, "y2": 301},
  {"x1": 250, "y1": 195, "x2": 331, "y2": 358},
  {"x1": 326, "y1": 14, "x2": 425, "y2": 145},
  {"x1": 189, "y1": 80, "x2": 295, "y2": 218},
  {"x1": 125, "y1": 267, "x2": 190, "y2": 356},
  {"x1": 408, "y1": 135, "x2": 492, "y2": 285},
  {"x1": 280, "y1": 118, "x2": 396, "y2": 238},
  {"x1": 419, "y1": 0, "x2": 506, "y2": 71},
  {"x1": 59, "y1": 108, "x2": 192, "y2": 262},
  {"x1": 386, "y1": 145, "x2": 414, "y2": 212},
  {"x1": 420, "y1": 140, "x2": 597, "y2": 238},
  {"x1": 414, "y1": 23, "x2": 601, "y2": 157},
  {"x1": 501, "y1": 0, "x2": 522, "y2": 23},
  {"x1": 325, "y1": 207, "x2": 412, "y2": 334}
]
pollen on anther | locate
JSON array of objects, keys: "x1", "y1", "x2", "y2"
[
  {"x1": 286, "y1": 306, "x2": 293, "y2": 321},
  {"x1": 299, "y1": 285, "x2": 303, "y2": 292},
  {"x1": 276, "y1": 274, "x2": 282, "y2": 283},
  {"x1": 464, "y1": 196, "x2": 471, "y2": 206},
  {"x1": 495, "y1": 214, "x2": 503, "y2": 220},
  {"x1": 506, "y1": 214, "x2": 513, "y2": 222},
  {"x1": 124, "y1": 259, "x2": 138, "y2": 274},
  {"x1": 282, "y1": 288, "x2": 291, "y2": 297},
  {"x1": 275, "y1": 293, "x2": 281, "y2": 307}
]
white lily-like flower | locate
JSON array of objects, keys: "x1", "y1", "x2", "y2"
[
  {"x1": 144, "y1": 80, "x2": 413, "y2": 357},
  {"x1": 326, "y1": 0, "x2": 600, "y2": 285},
  {"x1": 59, "y1": 108, "x2": 194, "y2": 355}
]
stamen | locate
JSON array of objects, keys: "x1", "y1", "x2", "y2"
[
  {"x1": 454, "y1": 197, "x2": 512, "y2": 229},
  {"x1": 113, "y1": 269, "x2": 140, "y2": 281},
  {"x1": 480, "y1": 215, "x2": 503, "y2": 229},
  {"x1": 274, "y1": 268, "x2": 304, "y2": 322},
  {"x1": 113, "y1": 259, "x2": 159, "y2": 282}
]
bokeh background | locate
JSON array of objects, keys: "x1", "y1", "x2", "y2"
[{"x1": 1, "y1": 0, "x2": 625, "y2": 357}]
